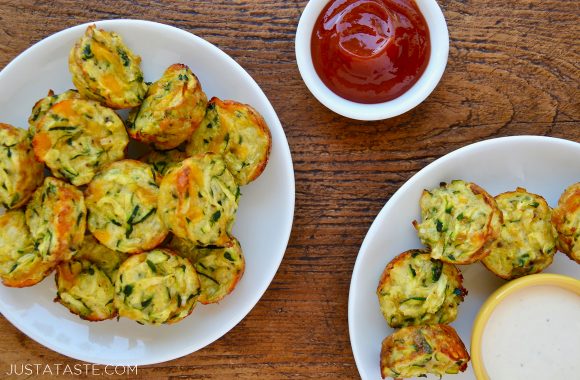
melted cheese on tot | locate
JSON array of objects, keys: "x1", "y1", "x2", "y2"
[
  {"x1": 377, "y1": 250, "x2": 466, "y2": 328},
  {"x1": 85, "y1": 160, "x2": 168, "y2": 253},
  {"x1": 380, "y1": 324, "x2": 470, "y2": 379},
  {"x1": 114, "y1": 249, "x2": 200, "y2": 325},
  {"x1": 127, "y1": 63, "x2": 207, "y2": 150},
  {"x1": 25, "y1": 177, "x2": 86, "y2": 262},
  {"x1": 28, "y1": 89, "x2": 81, "y2": 135},
  {"x1": 69, "y1": 25, "x2": 147, "y2": 109},
  {"x1": 483, "y1": 188, "x2": 557, "y2": 279},
  {"x1": 0, "y1": 123, "x2": 44, "y2": 209},
  {"x1": 186, "y1": 97, "x2": 271, "y2": 185},
  {"x1": 413, "y1": 180, "x2": 501, "y2": 264},
  {"x1": 159, "y1": 154, "x2": 239, "y2": 246},
  {"x1": 168, "y1": 236, "x2": 245, "y2": 304},
  {"x1": 552, "y1": 182, "x2": 580, "y2": 263},
  {"x1": 33, "y1": 99, "x2": 129, "y2": 186},
  {"x1": 0, "y1": 210, "x2": 54, "y2": 287}
]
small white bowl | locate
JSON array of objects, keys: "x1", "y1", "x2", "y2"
[{"x1": 295, "y1": 0, "x2": 449, "y2": 121}]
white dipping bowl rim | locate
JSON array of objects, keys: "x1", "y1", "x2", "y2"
[{"x1": 295, "y1": 0, "x2": 449, "y2": 121}]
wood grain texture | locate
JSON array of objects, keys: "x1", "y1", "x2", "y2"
[{"x1": 0, "y1": 0, "x2": 578, "y2": 378}]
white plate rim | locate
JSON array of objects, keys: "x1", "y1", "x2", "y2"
[
  {"x1": 0, "y1": 18, "x2": 295, "y2": 365},
  {"x1": 348, "y1": 135, "x2": 580, "y2": 378}
]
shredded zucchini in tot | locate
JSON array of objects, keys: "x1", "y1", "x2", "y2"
[
  {"x1": 127, "y1": 63, "x2": 207, "y2": 150},
  {"x1": 380, "y1": 324, "x2": 470, "y2": 379},
  {"x1": 28, "y1": 89, "x2": 81, "y2": 135},
  {"x1": 0, "y1": 210, "x2": 54, "y2": 287},
  {"x1": 69, "y1": 25, "x2": 147, "y2": 109},
  {"x1": 413, "y1": 180, "x2": 501, "y2": 264},
  {"x1": 168, "y1": 235, "x2": 245, "y2": 304},
  {"x1": 0, "y1": 123, "x2": 44, "y2": 209},
  {"x1": 85, "y1": 159, "x2": 168, "y2": 253},
  {"x1": 55, "y1": 235, "x2": 128, "y2": 321},
  {"x1": 482, "y1": 188, "x2": 557, "y2": 279},
  {"x1": 114, "y1": 249, "x2": 200, "y2": 324},
  {"x1": 33, "y1": 98, "x2": 129, "y2": 186},
  {"x1": 25, "y1": 177, "x2": 86, "y2": 263},
  {"x1": 186, "y1": 97, "x2": 271, "y2": 185},
  {"x1": 141, "y1": 148, "x2": 189, "y2": 181},
  {"x1": 158, "y1": 154, "x2": 239, "y2": 247},
  {"x1": 377, "y1": 249, "x2": 467, "y2": 328},
  {"x1": 552, "y1": 182, "x2": 580, "y2": 263}
]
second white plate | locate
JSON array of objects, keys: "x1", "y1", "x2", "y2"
[{"x1": 348, "y1": 136, "x2": 580, "y2": 379}]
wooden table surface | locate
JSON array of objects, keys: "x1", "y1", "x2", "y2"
[{"x1": 0, "y1": 0, "x2": 578, "y2": 379}]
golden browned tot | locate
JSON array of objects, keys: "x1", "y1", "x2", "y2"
[
  {"x1": 0, "y1": 210, "x2": 54, "y2": 287},
  {"x1": 114, "y1": 249, "x2": 200, "y2": 325},
  {"x1": 186, "y1": 97, "x2": 271, "y2": 185},
  {"x1": 158, "y1": 154, "x2": 239, "y2": 247},
  {"x1": 55, "y1": 235, "x2": 127, "y2": 321},
  {"x1": 380, "y1": 324, "x2": 470, "y2": 379},
  {"x1": 85, "y1": 159, "x2": 168, "y2": 254},
  {"x1": 32, "y1": 98, "x2": 129, "y2": 186},
  {"x1": 69, "y1": 25, "x2": 147, "y2": 109},
  {"x1": 482, "y1": 188, "x2": 557, "y2": 279},
  {"x1": 25, "y1": 177, "x2": 86, "y2": 263},
  {"x1": 552, "y1": 182, "x2": 580, "y2": 264},
  {"x1": 0, "y1": 123, "x2": 44, "y2": 209},
  {"x1": 28, "y1": 89, "x2": 81, "y2": 135},
  {"x1": 413, "y1": 180, "x2": 502, "y2": 264},
  {"x1": 168, "y1": 235, "x2": 245, "y2": 304},
  {"x1": 377, "y1": 249, "x2": 466, "y2": 328},
  {"x1": 127, "y1": 63, "x2": 207, "y2": 150}
]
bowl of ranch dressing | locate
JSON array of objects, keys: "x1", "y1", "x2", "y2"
[{"x1": 471, "y1": 273, "x2": 580, "y2": 380}]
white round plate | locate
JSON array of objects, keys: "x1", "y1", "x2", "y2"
[
  {"x1": 0, "y1": 19, "x2": 295, "y2": 365},
  {"x1": 348, "y1": 136, "x2": 580, "y2": 379}
]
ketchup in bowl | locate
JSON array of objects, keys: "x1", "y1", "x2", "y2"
[{"x1": 311, "y1": 0, "x2": 430, "y2": 104}]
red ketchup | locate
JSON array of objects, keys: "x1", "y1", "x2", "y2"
[{"x1": 311, "y1": 0, "x2": 430, "y2": 104}]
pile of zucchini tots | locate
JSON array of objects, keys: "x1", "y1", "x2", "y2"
[
  {"x1": 0, "y1": 25, "x2": 272, "y2": 325},
  {"x1": 376, "y1": 179, "x2": 579, "y2": 379}
]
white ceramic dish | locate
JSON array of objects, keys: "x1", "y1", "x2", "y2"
[
  {"x1": 348, "y1": 136, "x2": 580, "y2": 379},
  {"x1": 0, "y1": 19, "x2": 295, "y2": 366},
  {"x1": 295, "y1": 0, "x2": 449, "y2": 121}
]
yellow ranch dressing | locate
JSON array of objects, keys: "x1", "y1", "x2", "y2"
[{"x1": 482, "y1": 285, "x2": 580, "y2": 380}]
